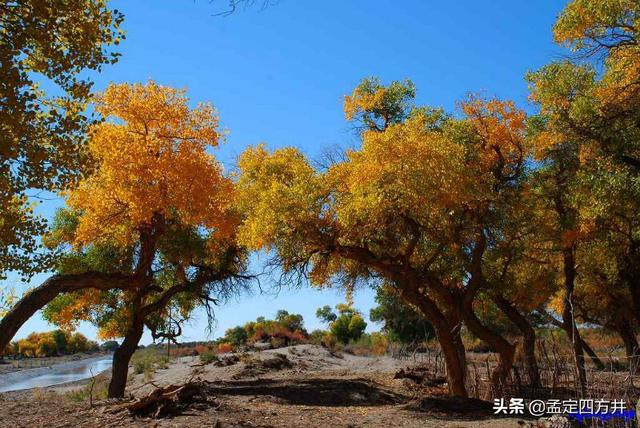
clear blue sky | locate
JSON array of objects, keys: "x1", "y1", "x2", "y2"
[{"x1": 9, "y1": 0, "x2": 567, "y2": 344}]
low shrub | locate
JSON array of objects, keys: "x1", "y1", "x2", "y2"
[
  {"x1": 370, "y1": 332, "x2": 389, "y2": 356},
  {"x1": 343, "y1": 333, "x2": 389, "y2": 357},
  {"x1": 169, "y1": 346, "x2": 198, "y2": 358},
  {"x1": 132, "y1": 348, "x2": 170, "y2": 379},
  {"x1": 217, "y1": 342, "x2": 234, "y2": 354},
  {"x1": 133, "y1": 357, "x2": 153, "y2": 374},
  {"x1": 199, "y1": 348, "x2": 219, "y2": 363},
  {"x1": 308, "y1": 329, "x2": 326, "y2": 345},
  {"x1": 270, "y1": 336, "x2": 286, "y2": 349},
  {"x1": 321, "y1": 333, "x2": 337, "y2": 350},
  {"x1": 465, "y1": 336, "x2": 492, "y2": 353},
  {"x1": 65, "y1": 375, "x2": 109, "y2": 403}
]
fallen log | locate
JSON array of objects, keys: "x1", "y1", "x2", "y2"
[
  {"x1": 394, "y1": 367, "x2": 447, "y2": 387},
  {"x1": 394, "y1": 367, "x2": 428, "y2": 383},
  {"x1": 126, "y1": 381, "x2": 218, "y2": 418}
]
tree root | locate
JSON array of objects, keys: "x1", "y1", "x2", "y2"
[{"x1": 120, "y1": 381, "x2": 218, "y2": 419}]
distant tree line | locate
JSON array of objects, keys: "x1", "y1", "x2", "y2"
[{"x1": 3, "y1": 330, "x2": 99, "y2": 358}]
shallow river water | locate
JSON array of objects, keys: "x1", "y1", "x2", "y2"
[{"x1": 0, "y1": 355, "x2": 112, "y2": 393}]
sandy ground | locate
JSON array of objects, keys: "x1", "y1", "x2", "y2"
[{"x1": 0, "y1": 345, "x2": 531, "y2": 428}]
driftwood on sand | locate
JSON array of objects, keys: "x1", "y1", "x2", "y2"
[{"x1": 108, "y1": 380, "x2": 218, "y2": 419}]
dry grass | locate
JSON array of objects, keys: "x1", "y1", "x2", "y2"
[{"x1": 65, "y1": 374, "x2": 110, "y2": 404}]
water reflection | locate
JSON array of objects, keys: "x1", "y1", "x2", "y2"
[{"x1": 0, "y1": 356, "x2": 112, "y2": 393}]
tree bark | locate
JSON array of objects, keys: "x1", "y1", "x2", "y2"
[
  {"x1": 0, "y1": 272, "x2": 132, "y2": 355},
  {"x1": 579, "y1": 336, "x2": 605, "y2": 370},
  {"x1": 398, "y1": 286, "x2": 468, "y2": 397},
  {"x1": 492, "y1": 294, "x2": 541, "y2": 388},
  {"x1": 108, "y1": 312, "x2": 145, "y2": 398},
  {"x1": 434, "y1": 319, "x2": 468, "y2": 397},
  {"x1": 615, "y1": 321, "x2": 639, "y2": 362},
  {"x1": 542, "y1": 310, "x2": 605, "y2": 370},
  {"x1": 560, "y1": 248, "x2": 588, "y2": 392},
  {"x1": 457, "y1": 230, "x2": 517, "y2": 394},
  {"x1": 620, "y1": 244, "x2": 640, "y2": 325},
  {"x1": 459, "y1": 302, "x2": 515, "y2": 395}
]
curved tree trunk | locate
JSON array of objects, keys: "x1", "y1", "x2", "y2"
[
  {"x1": 564, "y1": 318, "x2": 587, "y2": 391},
  {"x1": 434, "y1": 320, "x2": 467, "y2": 397},
  {"x1": 457, "y1": 230, "x2": 517, "y2": 395},
  {"x1": 106, "y1": 279, "x2": 194, "y2": 398},
  {"x1": 108, "y1": 313, "x2": 145, "y2": 398},
  {"x1": 457, "y1": 244, "x2": 515, "y2": 397},
  {"x1": 0, "y1": 272, "x2": 132, "y2": 355},
  {"x1": 460, "y1": 304, "x2": 515, "y2": 395},
  {"x1": 492, "y1": 294, "x2": 541, "y2": 388},
  {"x1": 560, "y1": 248, "x2": 588, "y2": 392},
  {"x1": 398, "y1": 286, "x2": 468, "y2": 397},
  {"x1": 627, "y1": 280, "x2": 640, "y2": 325}
]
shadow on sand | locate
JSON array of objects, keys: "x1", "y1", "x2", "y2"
[
  {"x1": 205, "y1": 377, "x2": 522, "y2": 423},
  {"x1": 207, "y1": 377, "x2": 404, "y2": 407}
]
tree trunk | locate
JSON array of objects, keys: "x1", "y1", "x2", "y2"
[
  {"x1": 564, "y1": 319, "x2": 587, "y2": 391},
  {"x1": 108, "y1": 315, "x2": 145, "y2": 398},
  {"x1": 626, "y1": 275, "x2": 640, "y2": 325},
  {"x1": 620, "y1": 245, "x2": 640, "y2": 325},
  {"x1": 542, "y1": 310, "x2": 605, "y2": 370},
  {"x1": 560, "y1": 248, "x2": 588, "y2": 392},
  {"x1": 492, "y1": 294, "x2": 541, "y2": 388},
  {"x1": 433, "y1": 317, "x2": 468, "y2": 397},
  {"x1": 0, "y1": 272, "x2": 132, "y2": 355},
  {"x1": 457, "y1": 230, "x2": 516, "y2": 395},
  {"x1": 579, "y1": 336, "x2": 605, "y2": 370},
  {"x1": 615, "y1": 322, "x2": 639, "y2": 362},
  {"x1": 397, "y1": 286, "x2": 468, "y2": 397},
  {"x1": 460, "y1": 304, "x2": 515, "y2": 395},
  {"x1": 629, "y1": 280, "x2": 640, "y2": 325}
]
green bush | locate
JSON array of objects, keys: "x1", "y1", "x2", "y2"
[
  {"x1": 321, "y1": 333, "x2": 337, "y2": 349},
  {"x1": 133, "y1": 357, "x2": 153, "y2": 374},
  {"x1": 156, "y1": 355, "x2": 169, "y2": 369},
  {"x1": 222, "y1": 326, "x2": 248, "y2": 347},
  {"x1": 308, "y1": 329, "x2": 327, "y2": 345},
  {"x1": 369, "y1": 286, "x2": 434, "y2": 344},
  {"x1": 317, "y1": 304, "x2": 367, "y2": 344},
  {"x1": 132, "y1": 348, "x2": 170, "y2": 378},
  {"x1": 199, "y1": 348, "x2": 219, "y2": 364}
]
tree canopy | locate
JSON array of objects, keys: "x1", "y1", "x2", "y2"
[{"x1": 0, "y1": 0, "x2": 123, "y2": 278}]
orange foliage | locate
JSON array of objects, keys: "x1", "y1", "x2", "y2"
[
  {"x1": 460, "y1": 96, "x2": 527, "y2": 183},
  {"x1": 65, "y1": 81, "x2": 237, "y2": 248},
  {"x1": 194, "y1": 344, "x2": 212, "y2": 355},
  {"x1": 249, "y1": 325, "x2": 306, "y2": 345},
  {"x1": 217, "y1": 342, "x2": 234, "y2": 353},
  {"x1": 169, "y1": 346, "x2": 197, "y2": 358}
]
